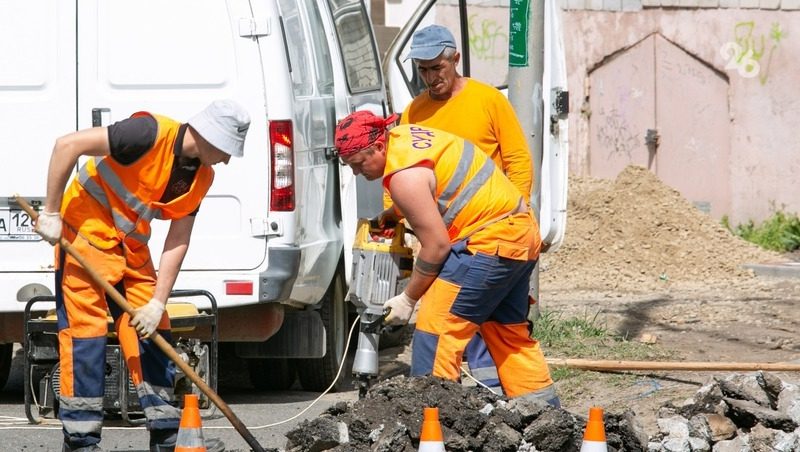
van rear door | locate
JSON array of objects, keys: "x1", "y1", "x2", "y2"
[
  {"x1": 384, "y1": 0, "x2": 569, "y2": 251},
  {"x1": 0, "y1": 1, "x2": 76, "y2": 273},
  {"x1": 320, "y1": 0, "x2": 389, "y2": 280},
  {"x1": 76, "y1": 0, "x2": 268, "y2": 271}
]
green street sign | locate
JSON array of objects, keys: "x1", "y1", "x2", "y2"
[{"x1": 509, "y1": 0, "x2": 530, "y2": 67}]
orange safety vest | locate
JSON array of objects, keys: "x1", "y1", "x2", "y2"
[
  {"x1": 383, "y1": 124, "x2": 524, "y2": 243},
  {"x1": 61, "y1": 112, "x2": 214, "y2": 250}
]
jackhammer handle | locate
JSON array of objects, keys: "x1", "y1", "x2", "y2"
[
  {"x1": 368, "y1": 218, "x2": 396, "y2": 229},
  {"x1": 14, "y1": 195, "x2": 267, "y2": 452}
]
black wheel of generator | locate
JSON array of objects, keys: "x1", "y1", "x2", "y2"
[
  {"x1": 0, "y1": 343, "x2": 12, "y2": 390},
  {"x1": 296, "y1": 268, "x2": 347, "y2": 392},
  {"x1": 247, "y1": 358, "x2": 296, "y2": 391}
]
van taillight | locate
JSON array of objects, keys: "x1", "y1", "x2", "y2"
[
  {"x1": 225, "y1": 280, "x2": 253, "y2": 295},
  {"x1": 269, "y1": 120, "x2": 295, "y2": 211}
]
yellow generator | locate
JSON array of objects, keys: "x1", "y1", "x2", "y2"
[
  {"x1": 347, "y1": 219, "x2": 413, "y2": 396},
  {"x1": 23, "y1": 290, "x2": 218, "y2": 424}
]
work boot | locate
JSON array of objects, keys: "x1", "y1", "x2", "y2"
[
  {"x1": 149, "y1": 429, "x2": 225, "y2": 452},
  {"x1": 62, "y1": 444, "x2": 104, "y2": 452}
]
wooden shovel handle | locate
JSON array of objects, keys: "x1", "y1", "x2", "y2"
[
  {"x1": 15, "y1": 194, "x2": 266, "y2": 452},
  {"x1": 547, "y1": 358, "x2": 800, "y2": 372}
]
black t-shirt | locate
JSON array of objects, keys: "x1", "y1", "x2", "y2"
[{"x1": 107, "y1": 116, "x2": 200, "y2": 215}]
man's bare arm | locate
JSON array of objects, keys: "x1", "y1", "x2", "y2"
[
  {"x1": 153, "y1": 215, "x2": 195, "y2": 303},
  {"x1": 45, "y1": 127, "x2": 111, "y2": 212},
  {"x1": 389, "y1": 166, "x2": 450, "y2": 300}
]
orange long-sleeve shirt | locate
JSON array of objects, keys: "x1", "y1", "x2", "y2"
[{"x1": 400, "y1": 78, "x2": 533, "y2": 203}]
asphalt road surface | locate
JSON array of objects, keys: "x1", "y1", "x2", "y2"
[{"x1": 0, "y1": 343, "x2": 362, "y2": 451}]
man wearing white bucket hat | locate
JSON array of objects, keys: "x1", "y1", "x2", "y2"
[{"x1": 36, "y1": 99, "x2": 249, "y2": 452}]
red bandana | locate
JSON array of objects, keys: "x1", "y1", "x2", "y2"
[{"x1": 335, "y1": 111, "x2": 399, "y2": 157}]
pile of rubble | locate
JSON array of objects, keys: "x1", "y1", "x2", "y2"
[
  {"x1": 649, "y1": 372, "x2": 800, "y2": 451},
  {"x1": 280, "y1": 371, "x2": 800, "y2": 451},
  {"x1": 283, "y1": 375, "x2": 648, "y2": 451}
]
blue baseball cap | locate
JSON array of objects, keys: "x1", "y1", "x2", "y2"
[{"x1": 404, "y1": 25, "x2": 457, "y2": 61}]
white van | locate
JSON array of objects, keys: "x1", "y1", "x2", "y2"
[{"x1": 0, "y1": 0, "x2": 568, "y2": 392}]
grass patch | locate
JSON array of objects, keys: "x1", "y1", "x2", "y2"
[
  {"x1": 722, "y1": 208, "x2": 800, "y2": 252},
  {"x1": 533, "y1": 309, "x2": 673, "y2": 384}
]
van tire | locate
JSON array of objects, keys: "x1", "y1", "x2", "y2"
[
  {"x1": 0, "y1": 343, "x2": 11, "y2": 390},
  {"x1": 247, "y1": 358, "x2": 296, "y2": 391},
  {"x1": 296, "y1": 270, "x2": 347, "y2": 392}
]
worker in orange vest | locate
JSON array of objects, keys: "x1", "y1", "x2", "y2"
[
  {"x1": 335, "y1": 111, "x2": 557, "y2": 403},
  {"x1": 36, "y1": 100, "x2": 248, "y2": 452}
]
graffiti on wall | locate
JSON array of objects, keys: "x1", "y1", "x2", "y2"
[
  {"x1": 720, "y1": 21, "x2": 785, "y2": 85},
  {"x1": 596, "y1": 107, "x2": 639, "y2": 161},
  {"x1": 468, "y1": 14, "x2": 508, "y2": 62}
]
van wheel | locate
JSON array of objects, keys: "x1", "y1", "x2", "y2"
[
  {"x1": 296, "y1": 270, "x2": 347, "y2": 392},
  {"x1": 0, "y1": 343, "x2": 12, "y2": 390},
  {"x1": 247, "y1": 358, "x2": 296, "y2": 391}
]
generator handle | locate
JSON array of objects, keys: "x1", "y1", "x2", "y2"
[{"x1": 23, "y1": 295, "x2": 58, "y2": 424}]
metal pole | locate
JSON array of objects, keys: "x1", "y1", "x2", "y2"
[
  {"x1": 508, "y1": 0, "x2": 545, "y2": 320},
  {"x1": 459, "y1": 0, "x2": 470, "y2": 76}
]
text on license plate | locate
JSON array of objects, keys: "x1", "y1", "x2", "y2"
[{"x1": 0, "y1": 208, "x2": 37, "y2": 238}]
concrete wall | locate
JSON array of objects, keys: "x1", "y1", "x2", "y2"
[
  {"x1": 563, "y1": 9, "x2": 800, "y2": 223},
  {"x1": 384, "y1": 0, "x2": 421, "y2": 28}
]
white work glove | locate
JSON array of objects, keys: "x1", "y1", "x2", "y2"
[
  {"x1": 383, "y1": 292, "x2": 418, "y2": 326},
  {"x1": 130, "y1": 298, "x2": 166, "y2": 338},
  {"x1": 35, "y1": 210, "x2": 62, "y2": 245}
]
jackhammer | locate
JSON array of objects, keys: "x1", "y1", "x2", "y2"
[{"x1": 347, "y1": 219, "x2": 414, "y2": 398}]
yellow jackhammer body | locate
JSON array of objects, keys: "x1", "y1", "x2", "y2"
[{"x1": 347, "y1": 219, "x2": 413, "y2": 397}]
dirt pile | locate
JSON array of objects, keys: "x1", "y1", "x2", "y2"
[
  {"x1": 541, "y1": 165, "x2": 781, "y2": 292},
  {"x1": 284, "y1": 375, "x2": 648, "y2": 451}
]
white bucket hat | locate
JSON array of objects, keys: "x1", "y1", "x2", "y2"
[{"x1": 188, "y1": 99, "x2": 251, "y2": 158}]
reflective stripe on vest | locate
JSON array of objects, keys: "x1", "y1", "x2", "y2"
[
  {"x1": 437, "y1": 141, "x2": 497, "y2": 230},
  {"x1": 78, "y1": 157, "x2": 162, "y2": 244},
  {"x1": 438, "y1": 141, "x2": 474, "y2": 210}
]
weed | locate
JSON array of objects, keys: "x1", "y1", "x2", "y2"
[
  {"x1": 722, "y1": 207, "x2": 800, "y2": 252},
  {"x1": 534, "y1": 309, "x2": 672, "y2": 388}
]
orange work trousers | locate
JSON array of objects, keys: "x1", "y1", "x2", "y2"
[
  {"x1": 54, "y1": 229, "x2": 180, "y2": 449},
  {"x1": 411, "y1": 214, "x2": 553, "y2": 398}
]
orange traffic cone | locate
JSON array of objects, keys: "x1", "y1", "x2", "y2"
[
  {"x1": 580, "y1": 406, "x2": 608, "y2": 452},
  {"x1": 175, "y1": 394, "x2": 207, "y2": 452},
  {"x1": 418, "y1": 407, "x2": 445, "y2": 451}
]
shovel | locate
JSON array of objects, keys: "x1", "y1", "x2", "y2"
[{"x1": 14, "y1": 194, "x2": 266, "y2": 452}]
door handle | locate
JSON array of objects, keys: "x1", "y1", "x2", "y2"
[
  {"x1": 325, "y1": 146, "x2": 339, "y2": 161},
  {"x1": 92, "y1": 108, "x2": 111, "y2": 127},
  {"x1": 645, "y1": 128, "x2": 660, "y2": 150}
]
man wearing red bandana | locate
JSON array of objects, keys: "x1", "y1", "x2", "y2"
[{"x1": 335, "y1": 111, "x2": 558, "y2": 404}]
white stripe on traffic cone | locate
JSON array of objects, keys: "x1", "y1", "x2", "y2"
[
  {"x1": 418, "y1": 407, "x2": 445, "y2": 452},
  {"x1": 580, "y1": 406, "x2": 608, "y2": 452}
]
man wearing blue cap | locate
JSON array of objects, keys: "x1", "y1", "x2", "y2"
[
  {"x1": 401, "y1": 24, "x2": 532, "y2": 199},
  {"x1": 394, "y1": 24, "x2": 558, "y2": 407}
]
